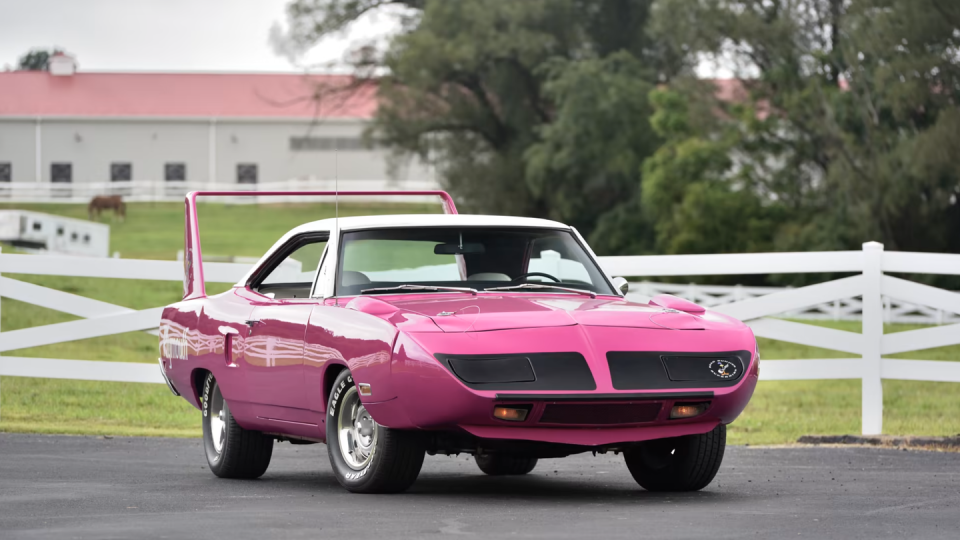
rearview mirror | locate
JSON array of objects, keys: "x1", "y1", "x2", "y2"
[
  {"x1": 434, "y1": 242, "x2": 485, "y2": 255},
  {"x1": 612, "y1": 277, "x2": 629, "y2": 296}
]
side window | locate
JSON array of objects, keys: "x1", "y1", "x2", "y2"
[
  {"x1": 261, "y1": 240, "x2": 327, "y2": 285},
  {"x1": 253, "y1": 235, "x2": 328, "y2": 299}
]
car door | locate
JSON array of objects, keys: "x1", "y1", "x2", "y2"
[{"x1": 238, "y1": 232, "x2": 328, "y2": 416}]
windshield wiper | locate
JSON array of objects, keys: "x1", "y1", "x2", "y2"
[
  {"x1": 361, "y1": 284, "x2": 478, "y2": 295},
  {"x1": 484, "y1": 283, "x2": 596, "y2": 298}
]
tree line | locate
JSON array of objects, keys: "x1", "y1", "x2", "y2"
[{"x1": 277, "y1": 1, "x2": 958, "y2": 281}]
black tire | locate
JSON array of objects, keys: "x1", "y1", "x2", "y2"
[
  {"x1": 475, "y1": 454, "x2": 538, "y2": 476},
  {"x1": 326, "y1": 370, "x2": 425, "y2": 493},
  {"x1": 623, "y1": 424, "x2": 726, "y2": 492},
  {"x1": 201, "y1": 373, "x2": 273, "y2": 479}
]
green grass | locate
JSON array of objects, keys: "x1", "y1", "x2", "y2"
[{"x1": 1, "y1": 202, "x2": 958, "y2": 442}]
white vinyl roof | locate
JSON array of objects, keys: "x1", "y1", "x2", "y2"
[{"x1": 287, "y1": 213, "x2": 571, "y2": 235}]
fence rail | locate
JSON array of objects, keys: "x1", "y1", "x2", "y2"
[
  {"x1": 0, "y1": 178, "x2": 441, "y2": 204},
  {"x1": 2, "y1": 242, "x2": 959, "y2": 435}
]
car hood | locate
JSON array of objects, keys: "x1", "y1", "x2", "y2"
[{"x1": 349, "y1": 294, "x2": 741, "y2": 333}]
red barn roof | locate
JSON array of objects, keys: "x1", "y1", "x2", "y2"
[{"x1": 0, "y1": 71, "x2": 377, "y2": 119}]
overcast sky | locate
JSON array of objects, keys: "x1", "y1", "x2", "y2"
[
  {"x1": 0, "y1": 0, "x2": 400, "y2": 72},
  {"x1": 0, "y1": 0, "x2": 733, "y2": 77}
]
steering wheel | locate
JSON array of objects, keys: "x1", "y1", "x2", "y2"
[{"x1": 512, "y1": 272, "x2": 561, "y2": 283}]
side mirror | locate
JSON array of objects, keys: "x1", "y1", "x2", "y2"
[{"x1": 611, "y1": 277, "x2": 629, "y2": 296}]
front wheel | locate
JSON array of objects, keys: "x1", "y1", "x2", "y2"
[
  {"x1": 201, "y1": 373, "x2": 273, "y2": 479},
  {"x1": 623, "y1": 424, "x2": 726, "y2": 492},
  {"x1": 326, "y1": 370, "x2": 425, "y2": 493}
]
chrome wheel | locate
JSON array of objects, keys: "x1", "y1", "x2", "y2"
[
  {"x1": 208, "y1": 384, "x2": 226, "y2": 456},
  {"x1": 336, "y1": 386, "x2": 377, "y2": 470}
]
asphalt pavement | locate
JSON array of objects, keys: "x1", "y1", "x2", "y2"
[{"x1": 1, "y1": 432, "x2": 958, "y2": 539}]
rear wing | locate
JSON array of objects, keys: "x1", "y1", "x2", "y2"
[{"x1": 182, "y1": 190, "x2": 458, "y2": 300}]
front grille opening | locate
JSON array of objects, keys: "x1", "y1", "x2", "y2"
[{"x1": 539, "y1": 402, "x2": 662, "y2": 425}]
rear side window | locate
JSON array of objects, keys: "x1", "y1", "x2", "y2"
[
  {"x1": 249, "y1": 233, "x2": 330, "y2": 299},
  {"x1": 260, "y1": 239, "x2": 327, "y2": 285}
]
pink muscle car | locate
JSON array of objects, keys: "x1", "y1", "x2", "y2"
[{"x1": 159, "y1": 191, "x2": 758, "y2": 493}]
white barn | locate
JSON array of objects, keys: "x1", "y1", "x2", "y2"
[{"x1": 0, "y1": 54, "x2": 434, "y2": 198}]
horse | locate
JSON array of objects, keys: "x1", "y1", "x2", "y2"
[{"x1": 88, "y1": 195, "x2": 126, "y2": 221}]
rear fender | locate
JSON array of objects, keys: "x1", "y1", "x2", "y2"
[{"x1": 159, "y1": 303, "x2": 202, "y2": 408}]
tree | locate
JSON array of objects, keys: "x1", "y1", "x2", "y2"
[
  {"x1": 278, "y1": 0, "x2": 669, "y2": 245},
  {"x1": 17, "y1": 49, "x2": 62, "y2": 71},
  {"x1": 639, "y1": 0, "x2": 960, "y2": 261}
]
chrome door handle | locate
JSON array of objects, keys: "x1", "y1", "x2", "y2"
[{"x1": 244, "y1": 319, "x2": 260, "y2": 327}]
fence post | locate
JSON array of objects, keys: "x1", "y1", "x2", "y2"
[
  {"x1": 861, "y1": 241, "x2": 884, "y2": 435},
  {"x1": 0, "y1": 246, "x2": 3, "y2": 422}
]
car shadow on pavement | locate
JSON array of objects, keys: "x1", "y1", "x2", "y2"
[
  {"x1": 409, "y1": 475, "x2": 730, "y2": 502},
  {"x1": 255, "y1": 469, "x2": 734, "y2": 504}
]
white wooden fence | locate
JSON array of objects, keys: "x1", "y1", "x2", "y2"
[
  {"x1": 2, "y1": 241, "x2": 959, "y2": 435},
  {"x1": 629, "y1": 281, "x2": 960, "y2": 325}
]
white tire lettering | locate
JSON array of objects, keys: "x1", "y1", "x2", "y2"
[
  {"x1": 344, "y1": 464, "x2": 370, "y2": 481},
  {"x1": 202, "y1": 376, "x2": 212, "y2": 417},
  {"x1": 329, "y1": 379, "x2": 347, "y2": 416}
]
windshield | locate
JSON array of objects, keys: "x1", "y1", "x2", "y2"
[{"x1": 336, "y1": 227, "x2": 616, "y2": 296}]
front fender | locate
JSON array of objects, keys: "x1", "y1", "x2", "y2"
[{"x1": 304, "y1": 305, "x2": 400, "y2": 411}]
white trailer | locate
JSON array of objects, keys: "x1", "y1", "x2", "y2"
[{"x1": 0, "y1": 210, "x2": 110, "y2": 257}]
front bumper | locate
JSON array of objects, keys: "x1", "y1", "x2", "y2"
[{"x1": 363, "y1": 327, "x2": 759, "y2": 447}]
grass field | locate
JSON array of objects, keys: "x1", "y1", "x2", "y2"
[{"x1": 1, "y1": 202, "x2": 958, "y2": 443}]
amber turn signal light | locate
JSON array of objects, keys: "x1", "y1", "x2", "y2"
[
  {"x1": 670, "y1": 403, "x2": 708, "y2": 419},
  {"x1": 493, "y1": 406, "x2": 529, "y2": 422}
]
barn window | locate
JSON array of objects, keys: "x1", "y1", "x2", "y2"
[
  {"x1": 237, "y1": 163, "x2": 258, "y2": 184},
  {"x1": 165, "y1": 163, "x2": 186, "y2": 182},
  {"x1": 33, "y1": 221, "x2": 42, "y2": 231},
  {"x1": 51, "y1": 163, "x2": 72, "y2": 183},
  {"x1": 0, "y1": 162, "x2": 11, "y2": 182},
  {"x1": 111, "y1": 162, "x2": 132, "y2": 182}
]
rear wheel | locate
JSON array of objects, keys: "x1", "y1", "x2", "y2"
[
  {"x1": 623, "y1": 424, "x2": 726, "y2": 492},
  {"x1": 475, "y1": 454, "x2": 538, "y2": 476},
  {"x1": 201, "y1": 373, "x2": 273, "y2": 479},
  {"x1": 326, "y1": 370, "x2": 425, "y2": 493}
]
